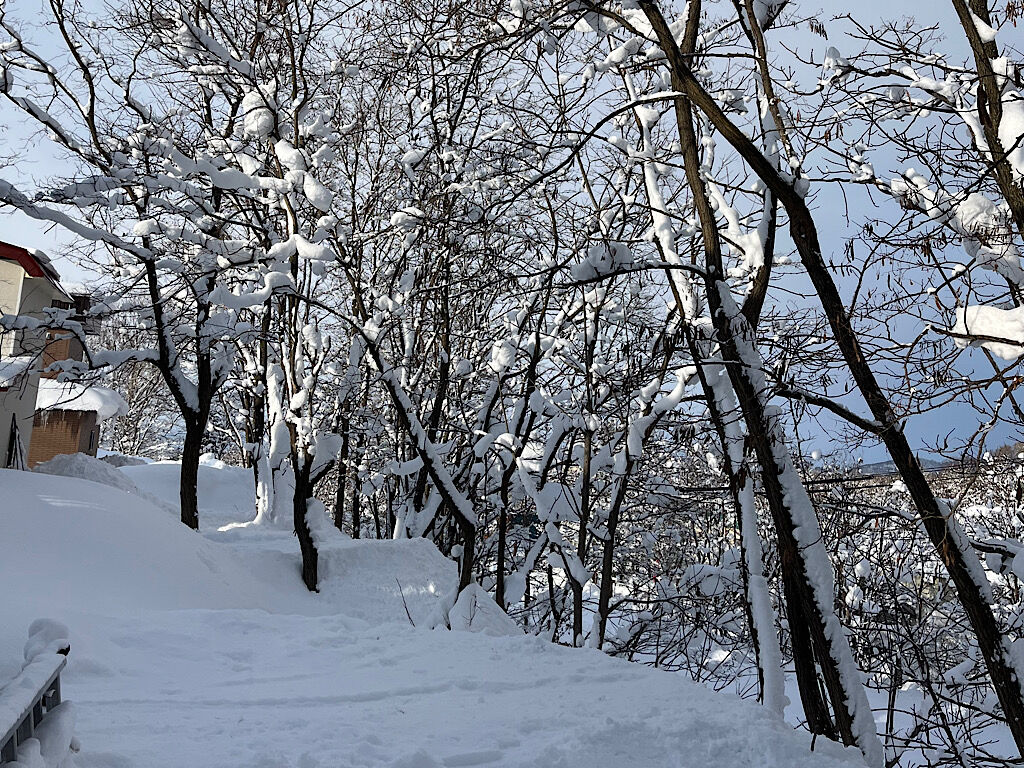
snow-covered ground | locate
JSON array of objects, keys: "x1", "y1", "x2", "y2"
[{"x1": 0, "y1": 459, "x2": 859, "y2": 768}]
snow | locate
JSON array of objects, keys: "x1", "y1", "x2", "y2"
[
  {"x1": 447, "y1": 584, "x2": 523, "y2": 636},
  {"x1": 751, "y1": 0, "x2": 785, "y2": 26},
  {"x1": 0, "y1": 652, "x2": 65, "y2": 741},
  {"x1": 970, "y1": 11, "x2": 997, "y2": 43},
  {"x1": 119, "y1": 458, "x2": 258, "y2": 526},
  {"x1": 29, "y1": 701, "x2": 76, "y2": 768},
  {"x1": 953, "y1": 304, "x2": 1024, "y2": 360},
  {"x1": 33, "y1": 452, "x2": 174, "y2": 515},
  {"x1": 998, "y1": 87, "x2": 1024, "y2": 178},
  {"x1": 241, "y1": 90, "x2": 274, "y2": 138},
  {"x1": 34, "y1": 380, "x2": 127, "y2": 423},
  {"x1": 274, "y1": 140, "x2": 307, "y2": 172},
  {"x1": 0, "y1": 356, "x2": 33, "y2": 388},
  {"x1": 0, "y1": 466, "x2": 862, "y2": 768},
  {"x1": 302, "y1": 173, "x2": 333, "y2": 212}
]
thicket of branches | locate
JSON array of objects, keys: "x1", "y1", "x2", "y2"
[{"x1": 2, "y1": 0, "x2": 1024, "y2": 764}]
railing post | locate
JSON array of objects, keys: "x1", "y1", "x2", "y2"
[
  {"x1": 15, "y1": 715, "x2": 32, "y2": 745},
  {"x1": 43, "y1": 677, "x2": 61, "y2": 710},
  {"x1": 0, "y1": 737, "x2": 15, "y2": 763}
]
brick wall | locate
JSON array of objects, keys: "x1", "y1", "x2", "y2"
[
  {"x1": 40, "y1": 333, "x2": 84, "y2": 379},
  {"x1": 27, "y1": 409, "x2": 98, "y2": 467}
]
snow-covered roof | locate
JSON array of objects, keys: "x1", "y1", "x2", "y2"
[
  {"x1": 35, "y1": 379, "x2": 128, "y2": 422},
  {"x1": 0, "y1": 240, "x2": 70, "y2": 299},
  {"x1": 0, "y1": 356, "x2": 34, "y2": 388}
]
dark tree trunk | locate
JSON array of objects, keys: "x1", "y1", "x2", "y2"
[
  {"x1": 457, "y1": 513, "x2": 475, "y2": 592},
  {"x1": 639, "y1": 0, "x2": 868, "y2": 750},
  {"x1": 349, "y1": 467, "x2": 361, "y2": 539},
  {"x1": 496, "y1": 508, "x2": 507, "y2": 607},
  {"x1": 782, "y1": 559, "x2": 839, "y2": 738},
  {"x1": 179, "y1": 418, "x2": 203, "y2": 530},
  {"x1": 292, "y1": 456, "x2": 318, "y2": 592},
  {"x1": 596, "y1": 473, "x2": 629, "y2": 648}
]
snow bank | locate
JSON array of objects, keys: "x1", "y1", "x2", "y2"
[
  {"x1": 315, "y1": 536, "x2": 456, "y2": 625},
  {"x1": 448, "y1": 583, "x2": 523, "y2": 636},
  {"x1": 35, "y1": 380, "x2": 127, "y2": 423},
  {"x1": 120, "y1": 458, "x2": 256, "y2": 526},
  {"x1": 97, "y1": 452, "x2": 148, "y2": 468},
  {"x1": 117, "y1": 458, "x2": 458, "y2": 624},
  {"x1": 33, "y1": 453, "x2": 173, "y2": 514},
  {"x1": 0, "y1": 469, "x2": 307, "y2": 617}
]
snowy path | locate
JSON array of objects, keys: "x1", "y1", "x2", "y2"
[
  {"x1": 67, "y1": 611, "x2": 854, "y2": 768},
  {"x1": 1, "y1": 465, "x2": 858, "y2": 768}
]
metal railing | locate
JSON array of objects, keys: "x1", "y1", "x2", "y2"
[{"x1": 0, "y1": 648, "x2": 67, "y2": 764}]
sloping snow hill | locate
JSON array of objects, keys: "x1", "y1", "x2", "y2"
[
  {"x1": 0, "y1": 467, "x2": 859, "y2": 768},
  {"x1": 120, "y1": 457, "x2": 256, "y2": 527}
]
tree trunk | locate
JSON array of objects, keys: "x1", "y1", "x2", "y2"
[
  {"x1": 572, "y1": 431, "x2": 593, "y2": 646},
  {"x1": 637, "y1": 3, "x2": 881, "y2": 760},
  {"x1": 179, "y1": 418, "x2": 202, "y2": 530},
  {"x1": 458, "y1": 513, "x2": 475, "y2": 592},
  {"x1": 637, "y1": 4, "x2": 1024, "y2": 749},
  {"x1": 293, "y1": 456, "x2": 318, "y2": 592},
  {"x1": 349, "y1": 465, "x2": 361, "y2": 539},
  {"x1": 689, "y1": 343, "x2": 786, "y2": 714},
  {"x1": 596, "y1": 471, "x2": 630, "y2": 648},
  {"x1": 252, "y1": 442, "x2": 274, "y2": 525},
  {"x1": 334, "y1": 413, "x2": 349, "y2": 532},
  {"x1": 496, "y1": 507, "x2": 508, "y2": 608}
]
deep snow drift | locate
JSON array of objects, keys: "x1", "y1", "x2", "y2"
[{"x1": 0, "y1": 462, "x2": 860, "y2": 767}]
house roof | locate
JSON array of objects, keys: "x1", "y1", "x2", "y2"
[
  {"x1": 35, "y1": 379, "x2": 128, "y2": 423},
  {"x1": 0, "y1": 241, "x2": 70, "y2": 299},
  {"x1": 0, "y1": 356, "x2": 33, "y2": 389}
]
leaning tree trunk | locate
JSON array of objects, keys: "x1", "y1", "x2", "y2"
[
  {"x1": 639, "y1": 3, "x2": 1024, "y2": 751},
  {"x1": 689, "y1": 345, "x2": 787, "y2": 715},
  {"x1": 643, "y1": 3, "x2": 882, "y2": 760},
  {"x1": 709, "y1": 289, "x2": 876, "y2": 760}
]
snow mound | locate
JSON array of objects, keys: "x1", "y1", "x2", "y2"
[
  {"x1": 448, "y1": 583, "x2": 523, "y2": 636},
  {"x1": 24, "y1": 619, "x2": 70, "y2": 662},
  {"x1": 35, "y1": 452, "x2": 143, "y2": 495},
  {"x1": 317, "y1": 536, "x2": 457, "y2": 626},
  {"x1": 120, "y1": 459, "x2": 255, "y2": 525},
  {"x1": 33, "y1": 452, "x2": 174, "y2": 515},
  {"x1": 0, "y1": 469, "x2": 308, "y2": 617}
]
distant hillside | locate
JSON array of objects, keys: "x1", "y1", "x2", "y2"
[{"x1": 853, "y1": 456, "x2": 951, "y2": 476}]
